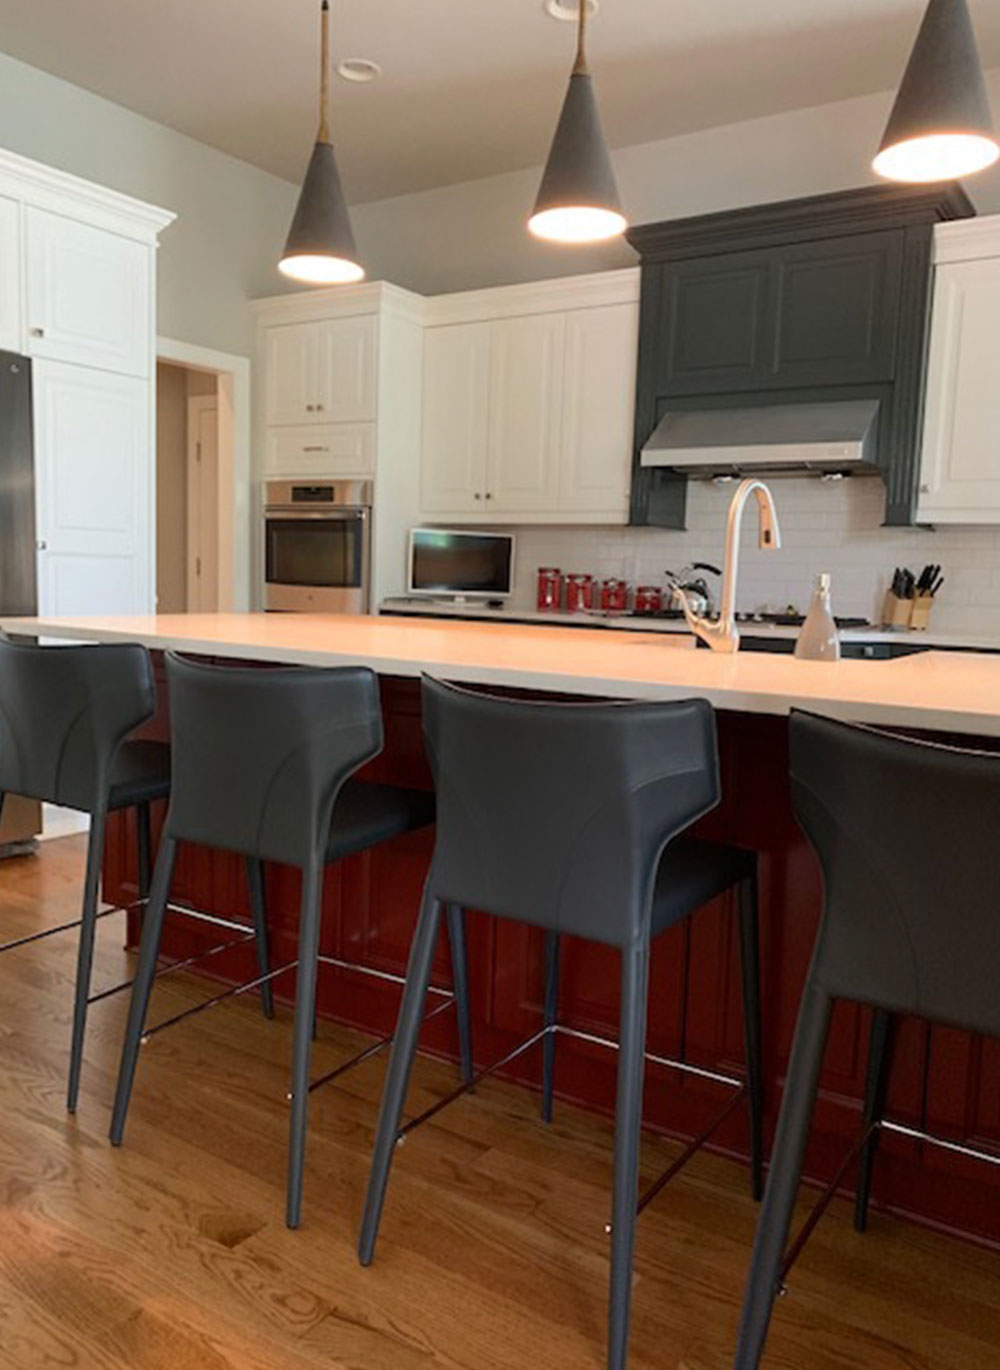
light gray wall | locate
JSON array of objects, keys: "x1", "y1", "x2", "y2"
[
  {"x1": 0, "y1": 49, "x2": 297, "y2": 356},
  {"x1": 346, "y1": 75, "x2": 1000, "y2": 297}
]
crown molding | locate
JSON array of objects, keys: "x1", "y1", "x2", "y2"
[
  {"x1": 933, "y1": 213, "x2": 1000, "y2": 264},
  {"x1": 0, "y1": 146, "x2": 174, "y2": 241},
  {"x1": 422, "y1": 267, "x2": 639, "y2": 326}
]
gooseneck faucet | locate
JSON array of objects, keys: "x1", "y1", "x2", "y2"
[{"x1": 673, "y1": 479, "x2": 782, "y2": 653}]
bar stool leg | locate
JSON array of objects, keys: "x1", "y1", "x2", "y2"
[
  {"x1": 854, "y1": 1008, "x2": 894, "y2": 1233},
  {"x1": 542, "y1": 930, "x2": 560, "y2": 1123},
  {"x1": 245, "y1": 857, "x2": 275, "y2": 1021},
  {"x1": 732, "y1": 980, "x2": 833, "y2": 1370},
  {"x1": 358, "y1": 891, "x2": 443, "y2": 1266},
  {"x1": 286, "y1": 858, "x2": 324, "y2": 1229},
  {"x1": 607, "y1": 938, "x2": 650, "y2": 1370},
  {"x1": 737, "y1": 874, "x2": 765, "y2": 1201},
  {"x1": 110, "y1": 837, "x2": 178, "y2": 1144},
  {"x1": 445, "y1": 903, "x2": 474, "y2": 1085},
  {"x1": 67, "y1": 807, "x2": 108, "y2": 1113}
]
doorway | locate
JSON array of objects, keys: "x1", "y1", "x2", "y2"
[{"x1": 155, "y1": 338, "x2": 251, "y2": 612}]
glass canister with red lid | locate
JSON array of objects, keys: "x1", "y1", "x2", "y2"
[
  {"x1": 565, "y1": 573, "x2": 595, "y2": 613},
  {"x1": 600, "y1": 577, "x2": 629, "y2": 613},
  {"x1": 633, "y1": 585, "x2": 663, "y2": 615}
]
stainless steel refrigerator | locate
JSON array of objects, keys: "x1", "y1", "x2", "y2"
[{"x1": 0, "y1": 350, "x2": 41, "y2": 849}]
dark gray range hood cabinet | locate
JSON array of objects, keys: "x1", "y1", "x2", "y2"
[{"x1": 627, "y1": 184, "x2": 973, "y2": 528}]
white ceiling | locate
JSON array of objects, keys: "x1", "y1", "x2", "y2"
[{"x1": 0, "y1": 0, "x2": 998, "y2": 203}]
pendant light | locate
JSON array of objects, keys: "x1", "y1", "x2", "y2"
[
  {"x1": 279, "y1": 0, "x2": 364, "y2": 284},
  {"x1": 873, "y1": 0, "x2": 999, "y2": 183},
  {"x1": 529, "y1": 0, "x2": 627, "y2": 243}
]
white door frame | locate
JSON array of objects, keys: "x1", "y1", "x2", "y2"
[{"x1": 157, "y1": 336, "x2": 251, "y2": 611}]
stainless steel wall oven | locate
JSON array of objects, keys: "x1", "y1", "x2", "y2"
[{"x1": 262, "y1": 479, "x2": 372, "y2": 613}]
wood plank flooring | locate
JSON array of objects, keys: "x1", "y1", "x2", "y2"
[{"x1": 0, "y1": 835, "x2": 998, "y2": 1370}]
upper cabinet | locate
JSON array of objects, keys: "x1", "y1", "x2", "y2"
[
  {"x1": 264, "y1": 314, "x2": 376, "y2": 425},
  {"x1": 628, "y1": 185, "x2": 974, "y2": 528},
  {"x1": 25, "y1": 208, "x2": 151, "y2": 377},
  {"x1": 420, "y1": 273, "x2": 638, "y2": 524},
  {"x1": 0, "y1": 195, "x2": 21, "y2": 354},
  {"x1": 918, "y1": 220, "x2": 1000, "y2": 524}
]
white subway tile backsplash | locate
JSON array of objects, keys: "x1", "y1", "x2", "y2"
[{"x1": 498, "y1": 478, "x2": 1000, "y2": 634}]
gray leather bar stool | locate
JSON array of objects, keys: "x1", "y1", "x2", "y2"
[
  {"x1": 734, "y1": 712, "x2": 1000, "y2": 1369},
  {"x1": 0, "y1": 636, "x2": 276, "y2": 1113},
  {"x1": 110, "y1": 653, "x2": 467, "y2": 1231},
  {"x1": 359, "y1": 678, "x2": 764, "y2": 1370},
  {"x1": 0, "y1": 637, "x2": 172, "y2": 1111}
]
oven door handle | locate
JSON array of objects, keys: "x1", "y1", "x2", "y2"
[{"x1": 263, "y1": 508, "x2": 370, "y2": 521}]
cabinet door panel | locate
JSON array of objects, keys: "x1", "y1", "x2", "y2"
[
  {"x1": 657, "y1": 250, "x2": 772, "y2": 395},
  {"x1": 770, "y1": 231, "x2": 902, "y2": 385},
  {"x1": 0, "y1": 195, "x2": 21, "y2": 353},
  {"x1": 421, "y1": 323, "x2": 490, "y2": 514},
  {"x1": 918, "y1": 258, "x2": 1000, "y2": 521},
  {"x1": 265, "y1": 423, "x2": 375, "y2": 477},
  {"x1": 487, "y1": 313, "x2": 563, "y2": 512},
  {"x1": 314, "y1": 314, "x2": 377, "y2": 421},
  {"x1": 264, "y1": 322, "x2": 315, "y2": 425},
  {"x1": 34, "y1": 360, "x2": 151, "y2": 614},
  {"x1": 26, "y1": 209, "x2": 149, "y2": 377},
  {"x1": 559, "y1": 303, "x2": 635, "y2": 517}
]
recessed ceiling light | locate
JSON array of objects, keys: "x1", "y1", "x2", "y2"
[
  {"x1": 544, "y1": 1, "x2": 598, "y2": 22},
  {"x1": 337, "y1": 57, "x2": 382, "y2": 83}
]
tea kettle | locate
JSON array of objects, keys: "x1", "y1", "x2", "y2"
[{"x1": 665, "y1": 562, "x2": 721, "y2": 618}]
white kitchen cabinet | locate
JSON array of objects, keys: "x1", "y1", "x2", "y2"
[
  {"x1": 0, "y1": 195, "x2": 21, "y2": 353},
  {"x1": 34, "y1": 360, "x2": 152, "y2": 614},
  {"x1": 25, "y1": 207, "x2": 150, "y2": 377},
  {"x1": 264, "y1": 314, "x2": 376, "y2": 425},
  {"x1": 420, "y1": 321, "x2": 491, "y2": 513},
  {"x1": 486, "y1": 313, "x2": 564, "y2": 513},
  {"x1": 918, "y1": 248, "x2": 1000, "y2": 523},
  {"x1": 558, "y1": 303, "x2": 635, "y2": 516},
  {"x1": 265, "y1": 422, "x2": 375, "y2": 478}
]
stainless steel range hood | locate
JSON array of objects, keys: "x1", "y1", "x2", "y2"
[{"x1": 640, "y1": 398, "x2": 880, "y2": 478}]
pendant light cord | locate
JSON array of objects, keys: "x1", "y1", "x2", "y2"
[
  {"x1": 574, "y1": 0, "x2": 589, "y2": 75},
  {"x1": 319, "y1": 0, "x2": 330, "y2": 143}
]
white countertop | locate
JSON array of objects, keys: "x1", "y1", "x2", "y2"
[
  {"x1": 379, "y1": 597, "x2": 1000, "y2": 651},
  {"x1": 4, "y1": 611, "x2": 1000, "y2": 737}
]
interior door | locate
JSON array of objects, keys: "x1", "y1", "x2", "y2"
[
  {"x1": 34, "y1": 359, "x2": 152, "y2": 614},
  {"x1": 187, "y1": 394, "x2": 219, "y2": 611},
  {"x1": 25, "y1": 207, "x2": 150, "y2": 377}
]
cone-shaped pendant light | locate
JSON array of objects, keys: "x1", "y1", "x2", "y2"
[
  {"x1": 280, "y1": 0, "x2": 363, "y2": 284},
  {"x1": 529, "y1": 1, "x2": 626, "y2": 243},
  {"x1": 873, "y1": 0, "x2": 999, "y2": 183}
]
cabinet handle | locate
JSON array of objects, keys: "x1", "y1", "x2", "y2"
[
  {"x1": 30, "y1": 326, "x2": 44, "y2": 338},
  {"x1": 303, "y1": 445, "x2": 329, "y2": 452},
  {"x1": 36, "y1": 539, "x2": 47, "y2": 551}
]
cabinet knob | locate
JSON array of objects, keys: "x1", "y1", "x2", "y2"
[
  {"x1": 474, "y1": 492, "x2": 482, "y2": 501},
  {"x1": 30, "y1": 326, "x2": 44, "y2": 338},
  {"x1": 36, "y1": 539, "x2": 47, "y2": 551},
  {"x1": 306, "y1": 403, "x2": 315, "y2": 412},
  {"x1": 920, "y1": 483, "x2": 930, "y2": 494},
  {"x1": 484, "y1": 492, "x2": 493, "y2": 501},
  {"x1": 316, "y1": 403, "x2": 325, "y2": 411}
]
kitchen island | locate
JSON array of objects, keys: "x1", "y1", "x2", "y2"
[{"x1": 5, "y1": 611, "x2": 1000, "y2": 1251}]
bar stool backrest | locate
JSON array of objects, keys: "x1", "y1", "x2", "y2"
[
  {"x1": 0, "y1": 637, "x2": 155, "y2": 812},
  {"x1": 791, "y1": 710, "x2": 1000, "y2": 1038},
  {"x1": 164, "y1": 653, "x2": 383, "y2": 867},
  {"x1": 421, "y1": 677, "x2": 720, "y2": 948}
]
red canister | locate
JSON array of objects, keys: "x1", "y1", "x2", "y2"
[
  {"x1": 565, "y1": 573, "x2": 594, "y2": 613},
  {"x1": 601, "y1": 577, "x2": 628, "y2": 613},
  {"x1": 634, "y1": 585, "x2": 663, "y2": 614},
  {"x1": 536, "y1": 567, "x2": 563, "y2": 612}
]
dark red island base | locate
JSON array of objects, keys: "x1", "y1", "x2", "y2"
[{"x1": 103, "y1": 658, "x2": 1000, "y2": 1251}]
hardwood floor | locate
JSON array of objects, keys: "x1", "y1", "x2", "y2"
[{"x1": 1, "y1": 836, "x2": 998, "y2": 1370}]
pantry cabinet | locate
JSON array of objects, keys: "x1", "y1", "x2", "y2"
[
  {"x1": 419, "y1": 272, "x2": 638, "y2": 523},
  {"x1": 264, "y1": 314, "x2": 376, "y2": 425},
  {"x1": 917, "y1": 219, "x2": 1000, "y2": 524},
  {"x1": 25, "y1": 207, "x2": 151, "y2": 377},
  {"x1": 0, "y1": 148, "x2": 172, "y2": 615},
  {"x1": 0, "y1": 195, "x2": 20, "y2": 353}
]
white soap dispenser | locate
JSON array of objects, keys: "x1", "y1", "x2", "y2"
[{"x1": 794, "y1": 573, "x2": 841, "y2": 662}]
